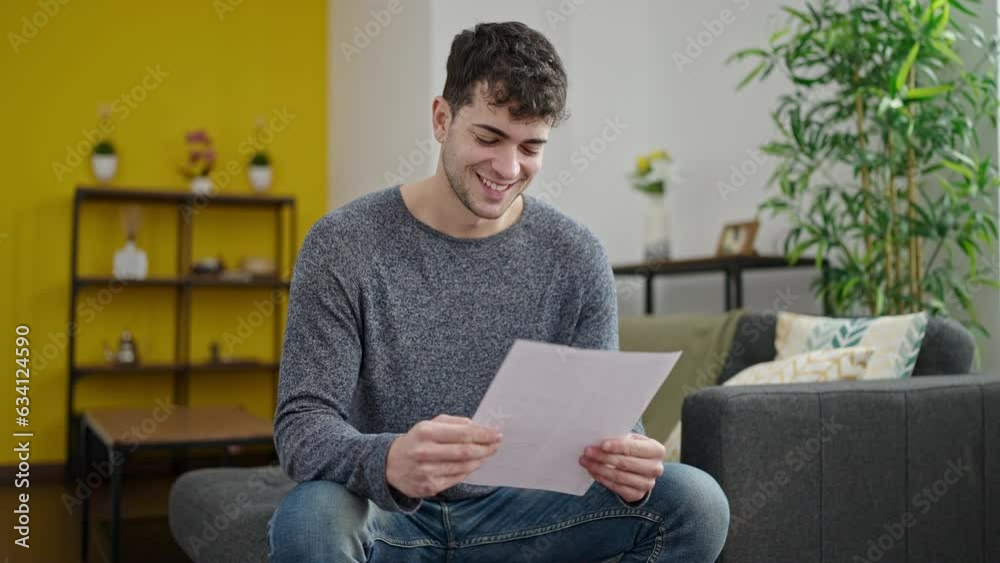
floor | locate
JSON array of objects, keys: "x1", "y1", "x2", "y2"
[{"x1": 1, "y1": 471, "x2": 188, "y2": 563}]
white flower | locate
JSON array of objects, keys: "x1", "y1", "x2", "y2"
[{"x1": 647, "y1": 159, "x2": 675, "y2": 186}]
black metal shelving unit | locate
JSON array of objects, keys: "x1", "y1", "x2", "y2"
[{"x1": 66, "y1": 186, "x2": 297, "y2": 478}]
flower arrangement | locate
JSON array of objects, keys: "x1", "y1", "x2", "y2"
[
  {"x1": 178, "y1": 129, "x2": 216, "y2": 178},
  {"x1": 627, "y1": 149, "x2": 673, "y2": 195}
]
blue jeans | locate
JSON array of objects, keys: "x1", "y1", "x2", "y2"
[{"x1": 267, "y1": 462, "x2": 729, "y2": 563}]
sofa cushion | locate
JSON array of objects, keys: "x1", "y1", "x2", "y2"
[
  {"x1": 620, "y1": 310, "x2": 744, "y2": 444},
  {"x1": 719, "y1": 314, "x2": 974, "y2": 383},
  {"x1": 776, "y1": 311, "x2": 928, "y2": 379},
  {"x1": 169, "y1": 465, "x2": 294, "y2": 563},
  {"x1": 169, "y1": 466, "x2": 627, "y2": 563}
]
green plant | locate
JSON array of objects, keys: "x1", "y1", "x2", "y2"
[
  {"x1": 249, "y1": 115, "x2": 271, "y2": 168},
  {"x1": 731, "y1": 0, "x2": 1000, "y2": 337},
  {"x1": 250, "y1": 151, "x2": 269, "y2": 166},
  {"x1": 92, "y1": 104, "x2": 115, "y2": 155},
  {"x1": 94, "y1": 140, "x2": 115, "y2": 155}
]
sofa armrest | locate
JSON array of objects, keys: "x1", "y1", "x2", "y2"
[{"x1": 681, "y1": 375, "x2": 1000, "y2": 563}]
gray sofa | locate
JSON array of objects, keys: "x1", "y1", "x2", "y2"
[
  {"x1": 168, "y1": 313, "x2": 1000, "y2": 562},
  {"x1": 684, "y1": 313, "x2": 1000, "y2": 563}
]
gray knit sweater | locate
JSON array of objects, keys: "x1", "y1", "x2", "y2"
[{"x1": 275, "y1": 185, "x2": 635, "y2": 513}]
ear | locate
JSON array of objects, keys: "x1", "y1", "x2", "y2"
[{"x1": 432, "y1": 96, "x2": 452, "y2": 143}]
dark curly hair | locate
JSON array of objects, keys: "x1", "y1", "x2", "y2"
[{"x1": 443, "y1": 22, "x2": 569, "y2": 127}]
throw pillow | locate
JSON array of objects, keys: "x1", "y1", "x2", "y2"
[
  {"x1": 774, "y1": 311, "x2": 928, "y2": 380},
  {"x1": 663, "y1": 347, "x2": 875, "y2": 462},
  {"x1": 621, "y1": 311, "x2": 745, "y2": 444}
]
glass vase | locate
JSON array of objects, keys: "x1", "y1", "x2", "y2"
[{"x1": 643, "y1": 193, "x2": 672, "y2": 261}]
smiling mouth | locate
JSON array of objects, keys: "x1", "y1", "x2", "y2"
[{"x1": 476, "y1": 172, "x2": 515, "y2": 193}]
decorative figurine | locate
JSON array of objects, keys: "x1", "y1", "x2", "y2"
[{"x1": 116, "y1": 328, "x2": 138, "y2": 365}]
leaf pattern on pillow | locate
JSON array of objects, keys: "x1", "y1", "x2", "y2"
[
  {"x1": 805, "y1": 320, "x2": 840, "y2": 350},
  {"x1": 779, "y1": 311, "x2": 928, "y2": 379},
  {"x1": 892, "y1": 314, "x2": 928, "y2": 376},
  {"x1": 831, "y1": 318, "x2": 872, "y2": 348}
]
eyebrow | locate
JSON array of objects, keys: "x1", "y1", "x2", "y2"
[{"x1": 472, "y1": 123, "x2": 548, "y2": 145}]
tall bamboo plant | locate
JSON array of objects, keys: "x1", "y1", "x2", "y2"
[{"x1": 731, "y1": 0, "x2": 1000, "y2": 337}]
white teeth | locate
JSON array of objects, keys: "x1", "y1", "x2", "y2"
[{"x1": 478, "y1": 173, "x2": 510, "y2": 192}]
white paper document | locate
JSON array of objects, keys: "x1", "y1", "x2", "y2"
[{"x1": 462, "y1": 340, "x2": 681, "y2": 495}]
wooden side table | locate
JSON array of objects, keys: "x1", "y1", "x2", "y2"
[
  {"x1": 79, "y1": 405, "x2": 274, "y2": 563},
  {"x1": 612, "y1": 255, "x2": 830, "y2": 315}
]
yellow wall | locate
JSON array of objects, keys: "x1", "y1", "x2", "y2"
[{"x1": 0, "y1": 0, "x2": 328, "y2": 465}]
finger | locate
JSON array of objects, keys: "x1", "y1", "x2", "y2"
[
  {"x1": 582, "y1": 449, "x2": 664, "y2": 478},
  {"x1": 418, "y1": 421, "x2": 501, "y2": 444},
  {"x1": 427, "y1": 423, "x2": 500, "y2": 444},
  {"x1": 411, "y1": 441, "x2": 500, "y2": 462},
  {"x1": 423, "y1": 458, "x2": 485, "y2": 476},
  {"x1": 593, "y1": 473, "x2": 646, "y2": 502},
  {"x1": 425, "y1": 460, "x2": 488, "y2": 491},
  {"x1": 597, "y1": 435, "x2": 665, "y2": 460},
  {"x1": 582, "y1": 458, "x2": 656, "y2": 491},
  {"x1": 433, "y1": 414, "x2": 473, "y2": 424}
]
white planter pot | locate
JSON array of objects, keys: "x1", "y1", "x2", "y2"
[
  {"x1": 91, "y1": 154, "x2": 118, "y2": 182},
  {"x1": 191, "y1": 175, "x2": 214, "y2": 195},
  {"x1": 249, "y1": 165, "x2": 272, "y2": 193}
]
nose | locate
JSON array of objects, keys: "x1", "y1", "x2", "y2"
[{"x1": 491, "y1": 146, "x2": 520, "y2": 182}]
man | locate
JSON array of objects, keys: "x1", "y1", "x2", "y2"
[{"x1": 268, "y1": 21, "x2": 729, "y2": 563}]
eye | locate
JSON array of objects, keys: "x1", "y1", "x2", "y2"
[
  {"x1": 476, "y1": 136, "x2": 498, "y2": 146},
  {"x1": 521, "y1": 146, "x2": 540, "y2": 157}
]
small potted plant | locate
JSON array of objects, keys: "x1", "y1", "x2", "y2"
[
  {"x1": 248, "y1": 116, "x2": 273, "y2": 193},
  {"x1": 249, "y1": 150, "x2": 271, "y2": 193},
  {"x1": 91, "y1": 105, "x2": 118, "y2": 183},
  {"x1": 179, "y1": 129, "x2": 216, "y2": 195}
]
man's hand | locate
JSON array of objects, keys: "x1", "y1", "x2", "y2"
[
  {"x1": 579, "y1": 433, "x2": 665, "y2": 503},
  {"x1": 386, "y1": 414, "x2": 503, "y2": 499}
]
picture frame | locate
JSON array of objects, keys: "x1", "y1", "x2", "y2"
[{"x1": 715, "y1": 220, "x2": 759, "y2": 257}]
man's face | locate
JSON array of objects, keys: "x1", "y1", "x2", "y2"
[{"x1": 438, "y1": 86, "x2": 550, "y2": 221}]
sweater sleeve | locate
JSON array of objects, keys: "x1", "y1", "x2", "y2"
[
  {"x1": 274, "y1": 221, "x2": 421, "y2": 513},
  {"x1": 569, "y1": 233, "x2": 651, "y2": 509},
  {"x1": 568, "y1": 234, "x2": 646, "y2": 436}
]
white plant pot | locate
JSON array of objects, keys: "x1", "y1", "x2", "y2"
[
  {"x1": 91, "y1": 154, "x2": 118, "y2": 182},
  {"x1": 191, "y1": 175, "x2": 214, "y2": 195},
  {"x1": 249, "y1": 165, "x2": 272, "y2": 193}
]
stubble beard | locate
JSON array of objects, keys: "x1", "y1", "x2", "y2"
[{"x1": 442, "y1": 137, "x2": 513, "y2": 221}]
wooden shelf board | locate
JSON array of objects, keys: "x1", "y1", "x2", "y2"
[
  {"x1": 74, "y1": 361, "x2": 279, "y2": 375},
  {"x1": 188, "y1": 362, "x2": 279, "y2": 372},
  {"x1": 74, "y1": 276, "x2": 289, "y2": 289},
  {"x1": 76, "y1": 185, "x2": 294, "y2": 206},
  {"x1": 76, "y1": 276, "x2": 181, "y2": 287},
  {"x1": 74, "y1": 363, "x2": 183, "y2": 376},
  {"x1": 83, "y1": 405, "x2": 273, "y2": 447},
  {"x1": 612, "y1": 255, "x2": 823, "y2": 275}
]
